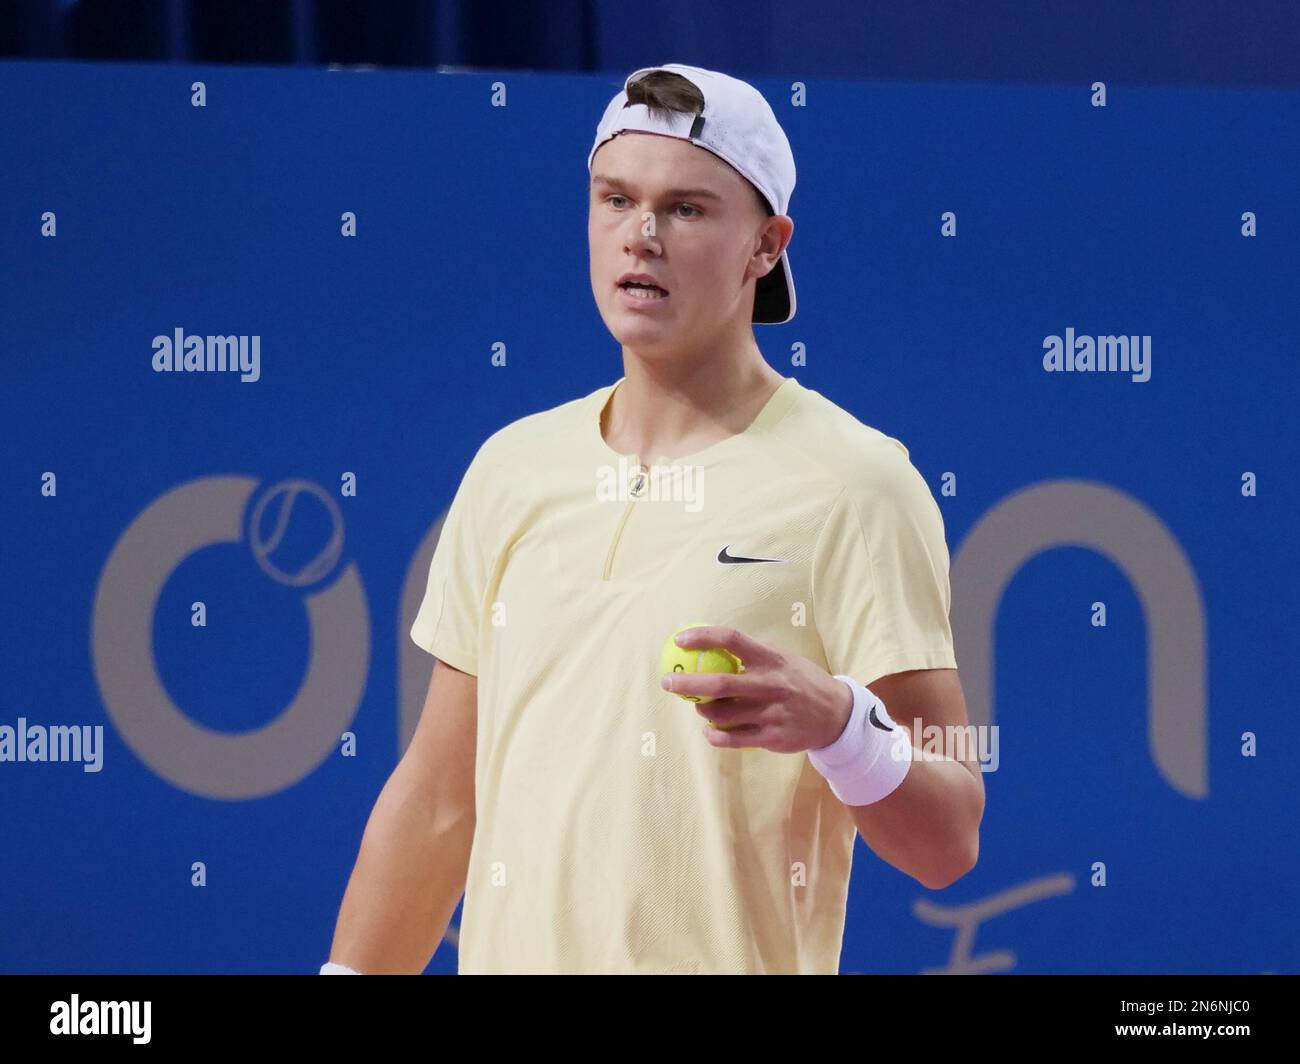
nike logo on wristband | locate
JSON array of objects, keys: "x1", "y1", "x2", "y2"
[{"x1": 868, "y1": 706, "x2": 894, "y2": 732}]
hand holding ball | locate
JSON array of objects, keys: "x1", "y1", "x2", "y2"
[
  {"x1": 659, "y1": 622, "x2": 754, "y2": 748},
  {"x1": 659, "y1": 622, "x2": 742, "y2": 704}
]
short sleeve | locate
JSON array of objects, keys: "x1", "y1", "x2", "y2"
[
  {"x1": 409, "y1": 449, "x2": 493, "y2": 676},
  {"x1": 810, "y1": 444, "x2": 957, "y2": 687}
]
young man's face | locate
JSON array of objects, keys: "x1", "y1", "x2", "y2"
[{"x1": 588, "y1": 132, "x2": 788, "y2": 353}]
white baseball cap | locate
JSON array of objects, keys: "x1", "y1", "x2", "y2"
[{"x1": 588, "y1": 63, "x2": 797, "y2": 325}]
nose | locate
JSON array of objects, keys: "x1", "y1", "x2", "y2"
[{"x1": 623, "y1": 207, "x2": 662, "y2": 258}]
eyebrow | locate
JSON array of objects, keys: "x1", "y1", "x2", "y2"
[{"x1": 590, "y1": 174, "x2": 724, "y2": 201}]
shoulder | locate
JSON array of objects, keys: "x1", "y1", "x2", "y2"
[
  {"x1": 771, "y1": 381, "x2": 928, "y2": 505},
  {"x1": 463, "y1": 383, "x2": 608, "y2": 480}
]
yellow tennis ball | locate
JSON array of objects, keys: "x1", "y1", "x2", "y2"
[
  {"x1": 659, "y1": 623, "x2": 756, "y2": 750},
  {"x1": 659, "y1": 622, "x2": 742, "y2": 705}
]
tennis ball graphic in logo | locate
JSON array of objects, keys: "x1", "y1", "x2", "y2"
[{"x1": 248, "y1": 479, "x2": 345, "y2": 588}]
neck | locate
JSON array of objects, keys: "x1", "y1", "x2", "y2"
[{"x1": 602, "y1": 335, "x2": 785, "y2": 461}]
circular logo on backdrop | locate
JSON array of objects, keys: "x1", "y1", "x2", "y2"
[{"x1": 91, "y1": 476, "x2": 370, "y2": 799}]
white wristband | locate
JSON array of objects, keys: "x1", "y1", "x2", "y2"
[
  {"x1": 808, "y1": 675, "x2": 913, "y2": 806},
  {"x1": 320, "y1": 961, "x2": 361, "y2": 975}
]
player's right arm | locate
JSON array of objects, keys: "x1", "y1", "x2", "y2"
[{"x1": 324, "y1": 658, "x2": 477, "y2": 974}]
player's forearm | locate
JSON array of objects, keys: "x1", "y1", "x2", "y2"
[
  {"x1": 846, "y1": 755, "x2": 983, "y2": 891},
  {"x1": 327, "y1": 767, "x2": 475, "y2": 974}
]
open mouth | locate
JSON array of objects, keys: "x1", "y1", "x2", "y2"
[{"x1": 618, "y1": 280, "x2": 669, "y2": 300}]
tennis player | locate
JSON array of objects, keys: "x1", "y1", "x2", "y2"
[{"x1": 323, "y1": 63, "x2": 984, "y2": 975}]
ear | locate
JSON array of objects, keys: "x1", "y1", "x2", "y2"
[{"x1": 752, "y1": 215, "x2": 793, "y2": 277}]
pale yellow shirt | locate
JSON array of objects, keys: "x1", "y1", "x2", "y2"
[{"x1": 411, "y1": 375, "x2": 957, "y2": 973}]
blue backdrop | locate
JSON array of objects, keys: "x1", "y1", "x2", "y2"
[
  {"x1": 1, "y1": 59, "x2": 1296, "y2": 974},
  {"x1": 7, "y1": 1, "x2": 1299, "y2": 91}
]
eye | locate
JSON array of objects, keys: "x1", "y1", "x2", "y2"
[
  {"x1": 676, "y1": 203, "x2": 701, "y2": 218},
  {"x1": 607, "y1": 194, "x2": 629, "y2": 209}
]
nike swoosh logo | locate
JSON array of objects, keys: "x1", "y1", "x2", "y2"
[
  {"x1": 717, "y1": 546, "x2": 786, "y2": 565},
  {"x1": 868, "y1": 706, "x2": 894, "y2": 733}
]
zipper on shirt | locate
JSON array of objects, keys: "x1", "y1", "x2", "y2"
[{"x1": 601, "y1": 457, "x2": 647, "y2": 580}]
